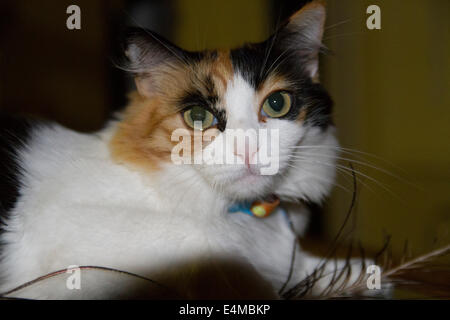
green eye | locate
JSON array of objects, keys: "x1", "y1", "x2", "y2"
[
  {"x1": 183, "y1": 106, "x2": 216, "y2": 130},
  {"x1": 262, "y1": 91, "x2": 292, "y2": 118}
]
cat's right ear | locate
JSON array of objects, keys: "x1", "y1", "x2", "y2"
[
  {"x1": 275, "y1": 0, "x2": 326, "y2": 81},
  {"x1": 119, "y1": 28, "x2": 186, "y2": 97}
]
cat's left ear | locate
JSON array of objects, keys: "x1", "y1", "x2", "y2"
[
  {"x1": 119, "y1": 28, "x2": 187, "y2": 97},
  {"x1": 278, "y1": 0, "x2": 326, "y2": 81}
]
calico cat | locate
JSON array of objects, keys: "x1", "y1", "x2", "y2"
[{"x1": 0, "y1": 1, "x2": 360, "y2": 299}]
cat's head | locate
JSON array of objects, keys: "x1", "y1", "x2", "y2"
[{"x1": 111, "y1": 1, "x2": 338, "y2": 204}]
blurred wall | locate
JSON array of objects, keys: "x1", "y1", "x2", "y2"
[
  {"x1": 322, "y1": 0, "x2": 450, "y2": 254},
  {"x1": 173, "y1": 0, "x2": 271, "y2": 51},
  {"x1": 0, "y1": 0, "x2": 125, "y2": 131}
]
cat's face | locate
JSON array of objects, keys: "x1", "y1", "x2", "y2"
[{"x1": 111, "y1": 1, "x2": 338, "y2": 203}]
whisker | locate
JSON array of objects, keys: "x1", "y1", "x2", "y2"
[
  {"x1": 284, "y1": 163, "x2": 351, "y2": 194},
  {"x1": 289, "y1": 145, "x2": 414, "y2": 179},
  {"x1": 283, "y1": 165, "x2": 359, "y2": 299},
  {"x1": 324, "y1": 163, "x2": 400, "y2": 200},
  {"x1": 289, "y1": 145, "x2": 403, "y2": 168},
  {"x1": 289, "y1": 155, "x2": 398, "y2": 198},
  {"x1": 323, "y1": 31, "x2": 365, "y2": 42},
  {"x1": 264, "y1": 49, "x2": 293, "y2": 79},
  {"x1": 335, "y1": 166, "x2": 376, "y2": 195},
  {"x1": 291, "y1": 150, "x2": 417, "y2": 188},
  {"x1": 259, "y1": 9, "x2": 283, "y2": 80},
  {"x1": 325, "y1": 18, "x2": 353, "y2": 31},
  {"x1": 287, "y1": 156, "x2": 376, "y2": 194}
]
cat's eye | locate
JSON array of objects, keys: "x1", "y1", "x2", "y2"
[
  {"x1": 183, "y1": 106, "x2": 217, "y2": 130},
  {"x1": 261, "y1": 91, "x2": 292, "y2": 118}
]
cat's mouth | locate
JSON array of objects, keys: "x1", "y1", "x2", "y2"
[
  {"x1": 238, "y1": 172, "x2": 262, "y2": 184},
  {"x1": 229, "y1": 166, "x2": 275, "y2": 188}
]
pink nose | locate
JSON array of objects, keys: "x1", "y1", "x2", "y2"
[
  {"x1": 235, "y1": 150, "x2": 257, "y2": 167},
  {"x1": 234, "y1": 141, "x2": 258, "y2": 168}
]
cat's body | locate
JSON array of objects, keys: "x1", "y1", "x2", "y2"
[
  {"x1": 0, "y1": 116, "x2": 337, "y2": 298},
  {"x1": 0, "y1": 1, "x2": 358, "y2": 299}
]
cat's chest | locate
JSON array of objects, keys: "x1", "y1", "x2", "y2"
[
  {"x1": 14, "y1": 184, "x2": 292, "y2": 282},
  {"x1": 16, "y1": 164, "x2": 292, "y2": 276},
  {"x1": 3, "y1": 124, "x2": 297, "y2": 293}
]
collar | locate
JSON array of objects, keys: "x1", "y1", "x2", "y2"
[{"x1": 228, "y1": 195, "x2": 280, "y2": 218}]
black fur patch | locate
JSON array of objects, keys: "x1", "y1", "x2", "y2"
[
  {"x1": 230, "y1": 34, "x2": 333, "y2": 129},
  {"x1": 230, "y1": 42, "x2": 268, "y2": 89},
  {"x1": 0, "y1": 114, "x2": 36, "y2": 228}
]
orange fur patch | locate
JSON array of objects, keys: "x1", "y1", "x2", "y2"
[
  {"x1": 110, "y1": 92, "x2": 184, "y2": 171},
  {"x1": 297, "y1": 108, "x2": 307, "y2": 123},
  {"x1": 211, "y1": 50, "x2": 233, "y2": 92},
  {"x1": 110, "y1": 52, "x2": 235, "y2": 172}
]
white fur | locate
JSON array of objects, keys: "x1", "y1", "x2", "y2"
[{"x1": 0, "y1": 73, "x2": 340, "y2": 299}]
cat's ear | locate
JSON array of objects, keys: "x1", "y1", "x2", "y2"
[
  {"x1": 120, "y1": 28, "x2": 185, "y2": 97},
  {"x1": 278, "y1": 0, "x2": 326, "y2": 81}
]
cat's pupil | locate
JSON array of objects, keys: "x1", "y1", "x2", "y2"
[
  {"x1": 190, "y1": 106, "x2": 206, "y2": 122},
  {"x1": 268, "y1": 92, "x2": 285, "y2": 112}
]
